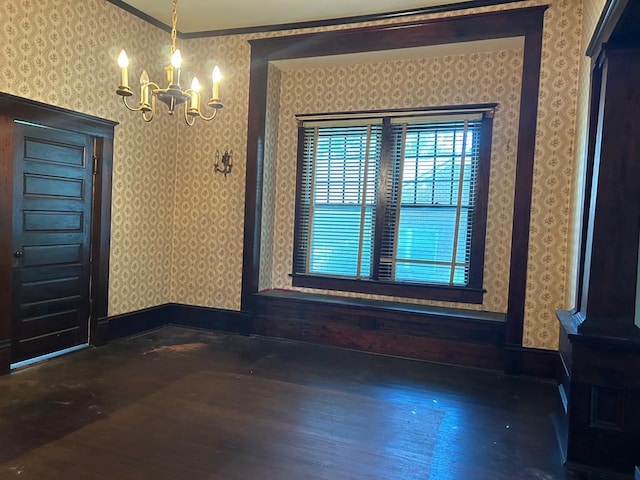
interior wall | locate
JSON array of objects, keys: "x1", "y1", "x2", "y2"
[
  {"x1": 0, "y1": 0, "x2": 177, "y2": 317},
  {"x1": 168, "y1": 35, "x2": 251, "y2": 310},
  {"x1": 518, "y1": 0, "x2": 582, "y2": 348},
  {"x1": 270, "y1": 48, "x2": 524, "y2": 315},
  {"x1": 0, "y1": 0, "x2": 589, "y2": 350},
  {"x1": 151, "y1": 0, "x2": 583, "y2": 349},
  {"x1": 259, "y1": 64, "x2": 283, "y2": 292},
  {"x1": 564, "y1": 0, "x2": 609, "y2": 309}
]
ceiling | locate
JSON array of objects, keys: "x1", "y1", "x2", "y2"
[
  {"x1": 115, "y1": 0, "x2": 488, "y2": 34},
  {"x1": 113, "y1": 0, "x2": 523, "y2": 70}
]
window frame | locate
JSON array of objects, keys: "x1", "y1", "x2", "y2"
[{"x1": 292, "y1": 105, "x2": 495, "y2": 303}]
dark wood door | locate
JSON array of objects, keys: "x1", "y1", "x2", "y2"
[{"x1": 11, "y1": 122, "x2": 94, "y2": 363}]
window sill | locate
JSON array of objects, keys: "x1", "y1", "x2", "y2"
[{"x1": 291, "y1": 274, "x2": 484, "y2": 304}]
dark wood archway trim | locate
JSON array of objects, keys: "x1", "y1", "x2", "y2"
[
  {"x1": 241, "y1": 5, "x2": 548, "y2": 356},
  {"x1": 0, "y1": 92, "x2": 116, "y2": 374},
  {"x1": 105, "y1": 0, "x2": 527, "y2": 39},
  {"x1": 181, "y1": 0, "x2": 527, "y2": 39}
]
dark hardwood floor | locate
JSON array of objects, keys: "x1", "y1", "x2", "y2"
[{"x1": 0, "y1": 326, "x2": 589, "y2": 479}]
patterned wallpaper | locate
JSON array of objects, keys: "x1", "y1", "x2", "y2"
[
  {"x1": 258, "y1": 0, "x2": 582, "y2": 349},
  {"x1": 268, "y1": 49, "x2": 524, "y2": 314},
  {"x1": 167, "y1": 35, "x2": 252, "y2": 309},
  {"x1": 0, "y1": 0, "x2": 177, "y2": 316},
  {"x1": 519, "y1": 0, "x2": 582, "y2": 348},
  {"x1": 0, "y1": 0, "x2": 601, "y2": 349},
  {"x1": 259, "y1": 64, "x2": 283, "y2": 292}
]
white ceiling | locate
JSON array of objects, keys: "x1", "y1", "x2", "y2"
[{"x1": 118, "y1": 0, "x2": 477, "y2": 33}]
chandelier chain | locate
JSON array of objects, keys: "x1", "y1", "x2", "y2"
[{"x1": 170, "y1": 0, "x2": 178, "y2": 54}]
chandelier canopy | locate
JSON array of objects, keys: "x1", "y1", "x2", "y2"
[{"x1": 115, "y1": 0, "x2": 223, "y2": 125}]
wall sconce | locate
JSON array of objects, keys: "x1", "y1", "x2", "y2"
[{"x1": 214, "y1": 149, "x2": 233, "y2": 177}]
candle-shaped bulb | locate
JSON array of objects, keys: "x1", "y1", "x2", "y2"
[
  {"x1": 171, "y1": 49, "x2": 182, "y2": 68},
  {"x1": 212, "y1": 65, "x2": 222, "y2": 83},
  {"x1": 212, "y1": 65, "x2": 222, "y2": 100},
  {"x1": 189, "y1": 77, "x2": 200, "y2": 111},
  {"x1": 140, "y1": 70, "x2": 151, "y2": 107},
  {"x1": 118, "y1": 50, "x2": 129, "y2": 68},
  {"x1": 117, "y1": 50, "x2": 130, "y2": 91}
]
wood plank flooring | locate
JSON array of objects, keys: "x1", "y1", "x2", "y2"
[{"x1": 0, "y1": 326, "x2": 588, "y2": 479}]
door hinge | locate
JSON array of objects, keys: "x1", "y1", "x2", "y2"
[{"x1": 92, "y1": 155, "x2": 99, "y2": 174}]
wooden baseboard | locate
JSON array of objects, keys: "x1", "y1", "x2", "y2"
[
  {"x1": 99, "y1": 300, "x2": 557, "y2": 380},
  {"x1": 92, "y1": 316, "x2": 110, "y2": 346},
  {"x1": 0, "y1": 339, "x2": 10, "y2": 376},
  {"x1": 564, "y1": 461, "x2": 636, "y2": 480},
  {"x1": 167, "y1": 303, "x2": 251, "y2": 334},
  {"x1": 504, "y1": 345, "x2": 559, "y2": 379},
  {"x1": 105, "y1": 303, "x2": 250, "y2": 342},
  {"x1": 252, "y1": 290, "x2": 559, "y2": 378},
  {"x1": 107, "y1": 305, "x2": 169, "y2": 341}
]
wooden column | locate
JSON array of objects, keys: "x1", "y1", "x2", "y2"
[
  {"x1": 579, "y1": 47, "x2": 640, "y2": 338},
  {"x1": 557, "y1": 43, "x2": 640, "y2": 478}
]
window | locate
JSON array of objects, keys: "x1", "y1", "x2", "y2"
[{"x1": 293, "y1": 106, "x2": 494, "y2": 303}]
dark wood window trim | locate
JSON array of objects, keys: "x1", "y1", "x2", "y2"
[
  {"x1": 242, "y1": 6, "x2": 547, "y2": 351},
  {"x1": 291, "y1": 275, "x2": 485, "y2": 303},
  {"x1": 291, "y1": 107, "x2": 493, "y2": 304},
  {"x1": 0, "y1": 92, "x2": 116, "y2": 375}
]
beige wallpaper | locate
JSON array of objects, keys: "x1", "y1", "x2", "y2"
[
  {"x1": 268, "y1": 49, "x2": 523, "y2": 314},
  {"x1": 1, "y1": 0, "x2": 595, "y2": 349},
  {"x1": 257, "y1": 0, "x2": 584, "y2": 349},
  {"x1": 0, "y1": 0, "x2": 176, "y2": 316},
  {"x1": 519, "y1": 0, "x2": 582, "y2": 348},
  {"x1": 259, "y1": 64, "x2": 283, "y2": 292},
  {"x1": 167, "y1": 35, "x2": 251, "y2": 309}
]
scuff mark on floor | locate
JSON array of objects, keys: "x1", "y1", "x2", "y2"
[
  {"x1": 8, "y1": 465, "x2": 24, "y2": 475},
  {"x1": 143, "y1": 343, "x2": 207, "y2": 356}
]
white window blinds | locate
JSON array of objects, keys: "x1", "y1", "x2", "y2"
[
  {"x1": 296, "y1": 121, "x2": 382, "y2": 278},
  {"x1": 381, "y1": 117, "x2": 481, "y2": 286},
  {"x1": 294, "y1": 108, "x2": 489, "y2": 293}
]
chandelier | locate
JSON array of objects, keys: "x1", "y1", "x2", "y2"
[{"x1": 115, "y1": 0, "x2": 223, "y2": 125}]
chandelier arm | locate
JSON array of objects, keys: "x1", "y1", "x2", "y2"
[
  {"x1": 142, "y1": 94, "x2": 156, "y2": 122},
  {"x1": 197, "y1": 108, "x2": 219, "y2": 122},
  {"x1": 143, "y1": 94, "x2": 157, "y2": 122},
  {"x1": 184, "y1": 104, "x2": 196, "y2": 126},
  {"x1": 121, "y1": 95, "x2": 144, "y2": 112}
]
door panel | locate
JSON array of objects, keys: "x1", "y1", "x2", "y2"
[{"x1": 11, "y1": 123, "x2": 93, "y2": 363}]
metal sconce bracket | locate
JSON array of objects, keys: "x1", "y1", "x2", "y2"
[{"x1": 215, "y1": 150, "x2": 233, "y2": 177}]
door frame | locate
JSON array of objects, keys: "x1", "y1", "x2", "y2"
[{"x1": 0, "y1": 92, "x2": 117, "y2": 374}]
